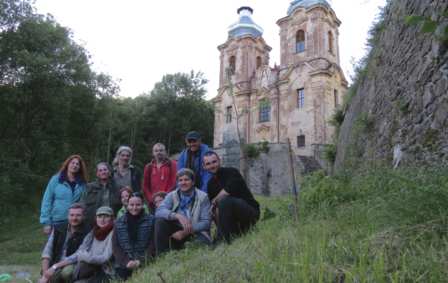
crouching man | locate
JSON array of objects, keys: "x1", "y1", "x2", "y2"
[
  {"x1": 154, "y1": 168, "x2": 211, "y2": 255},
  {"x1": 203, "y1": 151, "x2": 260, "y2": 243},
  {"x1": 39, "y1": 203, "x2": 89, "y2": 283}
]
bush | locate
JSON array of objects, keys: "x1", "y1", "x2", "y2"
[{"x1": 244, "y1": 141, "x2": 270, "y2": 159}]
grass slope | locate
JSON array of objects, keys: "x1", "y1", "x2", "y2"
[
  {"x1": 1, "y1": 167, "x2": 447, "y2": 282},
  {"x1": 129, "y1": 167, "x2": 448, "y2": 282},
  {"x1": 0, "y1": 213, "x2": 45, "y2": 282}
]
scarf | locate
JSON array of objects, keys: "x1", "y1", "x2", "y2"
[
  {"x1": 93, "y1": 222, "x2": 114, "y2": 241},
  {"x1": 126, "y1": 211, "x2": 143, "y2": 243},
  {"x1": 179, "y1": 189, "x2": 195, "y2": 217}
]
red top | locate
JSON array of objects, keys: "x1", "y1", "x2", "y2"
[{"x1": 142, "y1": 159, "x2": 177, "y2": 206}]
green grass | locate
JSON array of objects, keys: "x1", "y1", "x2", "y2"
[
  {"x1": 127, "y1": 167, "x2": 448, "y2": 282},
  {"x1": 2, "y1": 167, "x2": 448, "y2": 282},
  {"x1": 0, "y1": 212, "x2": 45, "y2": 282}
]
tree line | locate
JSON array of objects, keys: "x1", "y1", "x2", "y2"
[{"x1": 0, "y1": 0, "x2": 214, "y2": 216}]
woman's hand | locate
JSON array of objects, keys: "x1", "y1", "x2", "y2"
[
  {"x1": 175, "y1": 214, "x2": 193, "y2": 234},
  {"x1": 43, "y1": 225, "x2": 52, "y2": 235}
]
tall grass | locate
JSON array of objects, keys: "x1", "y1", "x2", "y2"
[{"x1": 126, "y1": 167, "x2": 448, "y2": 282}]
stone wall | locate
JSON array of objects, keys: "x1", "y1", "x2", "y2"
[
  {"x1": 335, "y1": 0, "x2": 448, "y2": 170},
  {"x1": 216, "y1": 143, "x2": 321, "y2": 196}
]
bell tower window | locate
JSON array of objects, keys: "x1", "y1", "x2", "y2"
[
  {"x1": 296, "y1": 30, "x2": 305, "y2": 53},
  {"x1": 328, "y1": 31, "x2": 334, "y2": 54},
  {"x1": 229, "y1": 56, "x2": 236, "y2": 75},
  {"x1": 256, "y1": 56, "x2": 262, "y2": 69}
]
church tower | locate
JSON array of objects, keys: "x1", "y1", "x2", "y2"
[
  {"x1": 213, "y1": 1, "x2": 347, "y2": 160},
  {"x1": 274, "y1": 0, "x2": 347, "y2": 155},
  {"x1": 214, "y1": 6, "x2": 272, "y2": 147}
]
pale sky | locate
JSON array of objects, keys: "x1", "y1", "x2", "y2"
[{"x1": 35, "y1": 0, "x2": 387, "y2": 99}]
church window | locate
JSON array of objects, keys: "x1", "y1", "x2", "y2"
[
  {"x1": 334, "y1": 89, "x2": 339, "y2": 107},
  {"x1": 328, "y1": 31, "x2": 334, "y2": 54},
  {"x1": 296, "y1": 30, "x2": 305, "y2": 53},
  {"x1": 225, "y1": 106, "x2": 232, "y2": 123},
  {"x1": 297, "y1": 88, "x2": 305, "y2": 108},
  {"x1": 297, "y1": 135, "x2": 306, "y2": 148},
  {"x1": 256, "y1": 56, "x2": 262, "y2": 69},
  {"x1": 259, "y1": 99, "x2": 271, "y2": 123},
  {"x1": 229, "y1": 56, "x2": 236, "y2": 75}
]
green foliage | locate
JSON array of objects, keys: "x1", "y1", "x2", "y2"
[
  {"x1": 244, "y1": 141, "x2": 270, "y2": 159},
  {"x1": 329, "y1": 108, "x2": 345, "y2": 128},
  {"x1": 355, "y1": 112, "x2": 374, "y2": 133},
  {"x1": 323, "y1": 144, "x2": 337, "y2": 164},
  {"x1": 0, "y1": 2, "x2": 214, "y2": 217},
  {"x1": 405, "y1": 11, "x2": 448, "y2": 42},
  {"x1": 118, "y1": 167, "x2": 448, "y2": 282}
]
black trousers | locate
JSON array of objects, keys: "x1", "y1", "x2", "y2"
[
  {"x1": 216, "y1": 196, "x2": 259, "y2": 243},
  {"x1": 154, "y1": 218, "x2": 211, "y2": 256}
]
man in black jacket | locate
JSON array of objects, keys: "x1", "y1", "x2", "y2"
[
  {"x1": 203, "y1": 151, "x2": 260, "y2": 243},
  {"x1": 39, "y1": 203, "x2": 89, "y2": 283},
  {"x1": 81, "y1": 162, "x2": 121, "y2": 226}
]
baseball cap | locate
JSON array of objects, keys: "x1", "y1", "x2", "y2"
[
  {"x1": 185, "y1": 131, "x2": 201, "y2": 140},
  {"x1": 96, "y1": 206, "x2": 113, "y2": 216}
]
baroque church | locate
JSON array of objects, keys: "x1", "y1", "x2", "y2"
[{"x1": 213, "y1": 0, "x2": 347, "y2": 159}]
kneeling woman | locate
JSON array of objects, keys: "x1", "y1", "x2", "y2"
[
  {"x1": 73, "y1": 206, "x2": 115, "y2": 283},
  {"x1": 155, "y1": 168, "x2": 211, "y2": 255},
  {"x1": 113, "y1": 192, "x2": 154, "y2": 280}
]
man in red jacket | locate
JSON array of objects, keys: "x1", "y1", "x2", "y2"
[{"x1": 143, "y1": 143, "x2": 177, "y2": 209}]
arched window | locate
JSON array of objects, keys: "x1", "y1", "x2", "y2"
[
  {"x1": 256, "y1": 56, "x2": 262, "y2": 69},
  {"x1": 328, "y1": 31, "x2": 334, "y2": 54},
  {"x1": 259, "y1": 99, "x2": 271, "y2": 123},
  {"x1": 296, "y1": 30, "x2": 305, "y2": 53},
  {"x1": 229, "y1": 56, "x2": 236, "y2": 75}
]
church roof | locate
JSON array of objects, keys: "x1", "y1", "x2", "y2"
[
  {"x1": 287, "y1": 0, "x2": 331, "y2": 16},
  {"x1": 228, "y1": 6, "x2": 263, "y2": 39}
]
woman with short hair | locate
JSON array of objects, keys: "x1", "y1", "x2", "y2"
[
  {"x1": 155, "y1": 168, "x2": 211, "y2": 255},
  {"x1": 40, "y1": 155, "x2": 88, "y2": 235},
  {"x1": 113, "y1": 192, "x2": 154, "y2": 280}
]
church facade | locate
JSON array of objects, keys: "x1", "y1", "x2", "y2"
[{"x1": 212, "y1": 0, "x2": 347, "y2": 157}]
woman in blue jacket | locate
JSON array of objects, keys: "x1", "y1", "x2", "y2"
[{"x1": 40, "y1": 155, "x2": 88, "y2": 235}]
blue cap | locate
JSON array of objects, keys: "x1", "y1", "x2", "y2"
[{"x1": 186, "y1": 131, "x2": 201, "y2": 140}]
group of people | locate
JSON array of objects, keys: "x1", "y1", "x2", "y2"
[{"x1": 38, "y1": 131, "x2": 260, "y2": 283}]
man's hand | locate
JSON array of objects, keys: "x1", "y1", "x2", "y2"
[
  {"x1": 212, "y1": 189, "x2": 230, "y2": 206},
  {"x1": 171, "y1": 229, "x2": 190, "y2": 241},
  {"x1": 175, "y1": 214, "x2": 193, "y2": 234},
  {"x1": 126, "y1": 260, "x2": 140, "y2": 269},
  {"x1": 43, "y1": 225, "x2": 52, "y2": 235}
]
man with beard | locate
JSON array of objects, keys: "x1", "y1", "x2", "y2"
[
  {"x1": 39, "y1": 203, "x2": 90, "y2": 283},
  {"x1": 203, "y1": 151, "x2": 260, "y2": 244},
  {"x1": 177, "y1": 131, "x2": 212, "y2": 192},
  {"x1": 81, "y1": 162, "x2": 121, "y2": 226},
  {"x1": 142, "y1": 143, "x2": 177, "y2": 209}
]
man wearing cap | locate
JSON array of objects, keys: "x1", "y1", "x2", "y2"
[
  {"x1": 177, "y1": 131, "x2": 212, "y2": 192},
  {"x1": 81, "y1": 162, "x2": 121, "y2": 226},
  {"x1": 39, "y1": 203, "x2": 90, "y2": 283}
]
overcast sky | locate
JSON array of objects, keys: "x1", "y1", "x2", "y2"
[{"x1": 35, "y1": 0, "x2": 387, "y2": 99}]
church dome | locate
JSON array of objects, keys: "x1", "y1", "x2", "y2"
[
  {"x1": 228, "y1": 6, "x2": 263, "y2": 39},
  {"x1": 287, "y1": 0, "x2": 331, "y2": 16}
]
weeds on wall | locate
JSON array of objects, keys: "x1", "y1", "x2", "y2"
[
  {"x1": 405, "y1": 11, "x2": 448, "y2": 44},
  {"x1": 244, "y1": 141, "x2": 270, "y2": 159}
]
